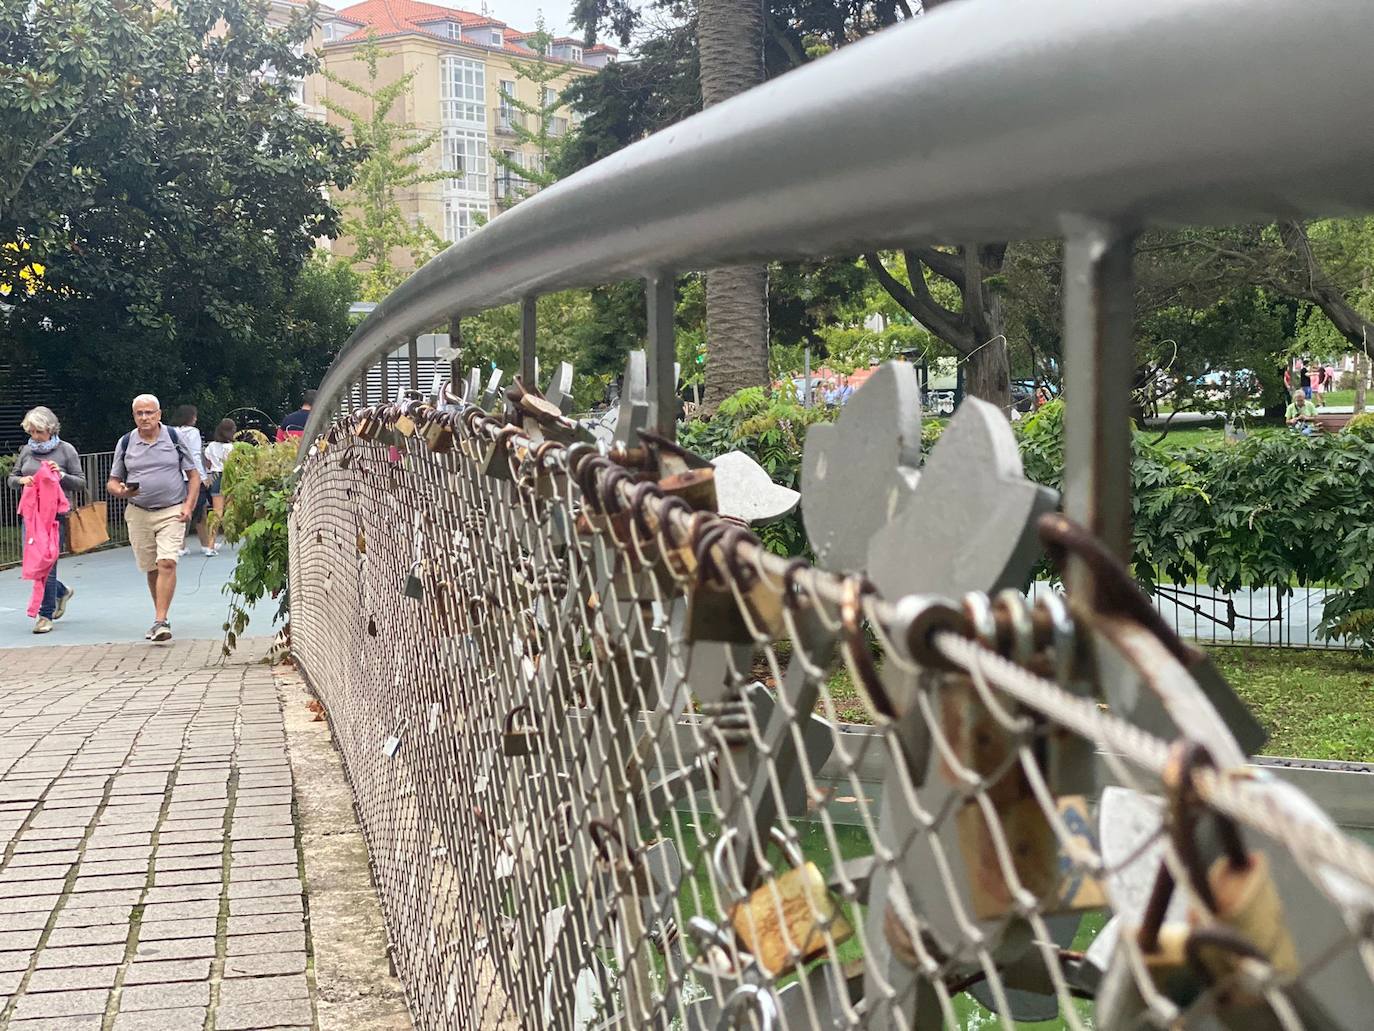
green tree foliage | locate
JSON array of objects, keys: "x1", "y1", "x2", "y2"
[
  {"x1": 325, "y1": 36, "x2": 444, "y2": 299},
  {"x1": 0, "y1": 0, "x2": 360, "y2": 446},
  {"x1": 490, "y1": 20, "x2": 566, "y2": 207}
]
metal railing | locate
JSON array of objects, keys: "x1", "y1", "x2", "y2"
[
  {"x1": 0, "y1": 450, "x2": 130, "y2": 569},
  {"x1": 288, "y1": 1, "x2": 1374, "y2": 1028}
]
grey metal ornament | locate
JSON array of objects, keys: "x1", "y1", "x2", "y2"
[
  {"x1": 866, "y1": 396, "x2": 1058, "y2": 600},
  {"x1": 800, "y1": 360, "x2": 923, "y2": 572},
  {"x1": 545, "y1": 361, "x2": 576, "y2": 415},
  {"x1": 613, "y1": 350, "x2": 650, "y2": 447},
  {"x1": 710, "y1": 451, "x2": 800, "y2": 525}
]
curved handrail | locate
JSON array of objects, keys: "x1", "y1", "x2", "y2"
[{"x1": 303, "y1": 0, "x2": 1374, "y2": 451}]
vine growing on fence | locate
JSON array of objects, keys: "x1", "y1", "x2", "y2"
[{"x1": 214, "y1": 434, "x2": 297, "y2": 655}]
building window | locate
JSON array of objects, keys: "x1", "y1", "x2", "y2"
[
  {"x1": 441, "y1": 56, "x2": 485, "y2": 124},
  {"x1": 498, "y1": 80, "x2": 520, "y2": 131},
  {"x1": 444, "y1": 200, "x2": 487, "y2": 242},
  {"x1": 446, "y1": 22, "x2": 461, "y2": 40},
  {"x1": 490, "y1": 29, "x2": 503, "y2": 46},
  {"x1": 442, "y1": 128, "x2": 488, "y2": 194}
]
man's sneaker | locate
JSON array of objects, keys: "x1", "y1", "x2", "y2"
[
  {"x1": 53, "y1": 587, "x2": 74, "y2": 621},
  {"x1": 178, "y1": 547, "x2": 189, "y2": 557},
  {"x1": 148, "y1": 621, "x2": 172, "y2": 642},
  {"x1": 33, "y1": 617, "x2": 53, "y2": 634},
  {"x1": 201, "y1": 547, "x2": 216, "y2": 557}
]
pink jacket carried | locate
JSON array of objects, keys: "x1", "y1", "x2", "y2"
[{"x1": 18, "y1": 462, "x2": 70, "y2": 617}]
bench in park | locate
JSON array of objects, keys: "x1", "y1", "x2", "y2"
[{"x1": 1314, "y1": 411, "x2": 1354, "y2": 434}]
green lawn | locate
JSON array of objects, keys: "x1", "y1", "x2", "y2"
[
  {"x1": 1212, "y1": 646, "x2": 1374, "y2": 761},
  {"x1": 821, "y1": 645, "x2": 1374, "y2": 761}
]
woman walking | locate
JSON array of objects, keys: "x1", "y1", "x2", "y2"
[
  {"x1": 202, "y1": 418, "x2": 237, "y2": 554},
  {"x1": 8, "y1": 406, "x2": 85, "y2": 633},
  {"x1": 168, "y1": 405, "x2": 215, "y2": 557}
]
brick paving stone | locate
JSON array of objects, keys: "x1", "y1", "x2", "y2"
[
  {"x1": 11, "y1": 836, "x2": 83, "y2": 854},
  {"x1": 227, "y1": 878, "x2": 301, "y2": 900},
  {"x1": 229, "y1": 836, "x2": 295, "y2": 853},
  {"x1": 0, "y1": 895, "x2": 59, "y2": 916},
  {"x1": 45, "y1": 924, "x2": 131, "y2": 948},
  {"x1": 0, "y1": 930, "x2": 42, "y2": 952},
  {"x1": 142, "y1": 884, "x2": 223, "y2": 905},
  {"x1": 0, "y1": 911, "x2": 51, "y2": 932},
  {"x1": 122, "y1": 958, "x2": 212, "y2": 985},
  {"x1": 25, "y1": 964, "x2": 119, "y2": 993},
  {"x1": 225, "y1": 912, "x2": 303, "y2": 937},
  {"x1": 72, "y1": 858, "x2": 150, "y2": 878},
  {"x1": 81, "y1": 845, "x2": 154, "y2": 863},
  {"x1": 0, "y1": 968, "x2": 20, "y2": 993},
  {"x1": 12, "y1": 986, "x2": 111, "y2": 1018},
  {"x1": 138, "y1": 900, "x2": 220, "y2": 923},
  {"x1": 53, "y1": 905, "x2": 133, "y2": 927},
  {"x1": 230, "y1": 863, "x2": 300, "y2": 884},
  {"x1": 84, "y1": 833, "x2": 152, "y2": 849},
  {"x1": 155, "y1": 830, "x2": 223, "y2": 846},
  {"x1": 223, "y1": 952, "x2": 306, "y2": 978},
  {"x1": 153, "y1": 853, "x2": 222, "y2": 873},
  {"x1": 229, "y1": 847, "x2": 298, "y2": 868},
  {"x1": 134, "y1": 937, "x2": 217, "y2": 962},
  {"x1": 216, "y1": 996, "x2": 314, "y2": 1030},
  {"x1": 0, "y1": 877, "x2": 68, "y2": 897},
  {"x1": 152, "y1": 867, "x2": 223, "y2": 887},
  {"x1": 2, "y1": 862, "x2": 75, "y2": 881},
  {"x1": 36, "y1": 944, "x2": 128, "y2": 968},
  {"x1": 7, "y1": 849, "x2": 81, "y2": 867},
  {"x1": 154, "y1": 842, "x2": 223, "y2": 859},
  {"x1": 157, "y1": 817, "x2": 225, "y2": 833},
  {"x1": 116, "y1": 980, "x2": 210, "y2": 1012},
  {"x1": 228, "y1": 895, "x2": 301, "y2": 917},
  {"x1": 216, "y1": 972, "x2": 309, "y2": 1007},
  {"x1": 69, "y1": 873, "x2": 149, "y2": 893},
  {"x1": 10, "y1": 1017, "x2": 104, "y2": 1030},
  {"x1": 136, "y1": 918, "x2": 219, "y2": 942},
  {"x1": 112, "y1": 1006, "x2": 209, "y2": 1030},
  {"x1": 63, "y1": 889, "x2": 145, "y2": 909},
  {"x1": 227, "y1": 930, "x2": 306, "y2": 957}
]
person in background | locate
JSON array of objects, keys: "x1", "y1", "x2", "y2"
[
  {"x1": 202, "y1": 418, "x2": 237, "y2": 554},
  {"x1": 276, "y1": 389, "x2": 316, "y2": 441},
  {"x1": 168, "y1": 405, "x2": 215, "y2": 556},
  {"x1": 1286, "y1": 389, "x2": 1317, "y2": 434},
  {"x1": 8, "y1": 406, "x2": 85, "y2": 633},
  {"x1": 107, "y1": 394, "x2": 200, "y2": 642},
  {"x1": 1325, "y1": 363, "x2": 1338, "y2": 397}
]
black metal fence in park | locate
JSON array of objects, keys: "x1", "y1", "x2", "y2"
[{"x1": 0, "y1": 450, "x2": 130, "y2": 569}]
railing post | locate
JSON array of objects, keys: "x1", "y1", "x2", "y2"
[
  {"x1": 645, "y1": 274, "x2": 676, "y2": 440},
  {"x1": 1061, "y1": 218, "x2": 1137, "y2": 597},
  {"x1": 448, "y1": 315, "x2": 463, "y2": 386},
  {"x1": 520, "y1": 296, "x2": 537, "y2": 387},
  {"x1": 407, "y1": 336, "x2": 419, "y2": 393}
]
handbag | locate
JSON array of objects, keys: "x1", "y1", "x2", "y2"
[{"x1": 67, "y1": 500, "x2": 110, "y2": 554}]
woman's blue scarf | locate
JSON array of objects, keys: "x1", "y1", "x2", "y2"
[{"x1": 29, "y1": 434, "x2": 61, "y2": 455}]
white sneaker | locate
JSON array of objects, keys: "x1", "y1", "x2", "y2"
[
  {"x1": 178, "y1": 547, "x2": 189, "y2": 557},
  {"x1": 201, "y1": 547, "x2": 216, "y2": 557}
]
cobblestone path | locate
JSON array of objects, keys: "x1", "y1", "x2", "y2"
[{"x1": 0, "y1": 639, "x2": 319, "y2": 1030}]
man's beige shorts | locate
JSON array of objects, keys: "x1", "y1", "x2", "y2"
[{"x1": 126, "y1": 504, "x2": 186, "y2": 573}]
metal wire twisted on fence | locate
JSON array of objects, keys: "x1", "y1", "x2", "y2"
[{"x1": 287, "y1": 393, "x2": 1374, "y2": 1030}]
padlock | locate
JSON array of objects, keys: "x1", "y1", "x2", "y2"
[
  {"x1": 502, "y1": 705, "x2": 539, "y2": 757},
  {"x1": 394, "y1": 411, "x2": 416, "y2": 436},
  {"x1": 403, "y1": 561, "x2": 424, "y2": 600},
  {"x1": 684, "y1": 523, "x2": 782, "y2": 643},
  {"x1": 423, "y1": 413, "x2": 454, "y2": 453},
  {"x1": 727, "y1": 859, "x2": 854, "y2": 977}
]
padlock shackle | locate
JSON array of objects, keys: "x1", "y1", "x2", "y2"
[
  {"x1": 502, "y1": 704, "x2": 536, "y2": 735},
  {"x1": 588, "y1": 818, "x2": 636, "y2": 865},
  {"x1": 839, "y1": 575, "x2": 895, "y2": 719},
  {"x1": 1166, "y1": 741, "x2": 1250, "y2": 915}
]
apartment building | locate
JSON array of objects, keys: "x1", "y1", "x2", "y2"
[{"x1": 310, "y1": 1, "x2": 614, "y2": 261}]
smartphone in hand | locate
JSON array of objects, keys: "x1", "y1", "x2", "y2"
[{"x1": 125, "y1": 481, "x2": 140, "y2": 495}]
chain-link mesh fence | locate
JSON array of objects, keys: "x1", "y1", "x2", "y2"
[{"x1": 288, "y1": 395, "x2": 1374, "y2": 1030}]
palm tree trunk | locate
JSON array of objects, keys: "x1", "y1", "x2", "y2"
[{"x1": 699, "y1": 0, "x2": 768, "y2": 411}]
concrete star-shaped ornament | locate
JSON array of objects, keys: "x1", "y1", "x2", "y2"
[
  {"x1": 711, "y1": 451, "x2": 799, "y2": 525},
  {"x1": 800, "y1": 362, "x2": 923, "y2": 572},
  {"x1": 866, "y1": 397, "x2": 1057, "y2": 600}
]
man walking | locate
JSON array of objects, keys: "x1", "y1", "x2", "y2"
[
  {"x1": 107, "y1": 394, "x2": 200, "y2": 642},
  {"x1": 276, "y1": 389, "x2": 316, "y2": 441}
]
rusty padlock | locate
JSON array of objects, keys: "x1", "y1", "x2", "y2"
[
  {"x1": 501, "y1": 704, "x2": 539, "y2": 757},
  {"x1": 403, "y1": 561, "x2": 425, "y2": 600},
  {"x1": 723, "y1": 830, "x2": 854, "y2": 977},
  {"x1": 685, "y1": 522, "x2": 782, "y2": 644},
  {"x1": 423, "y1": 412, "x2": 454, "y2": 453},
  {"x1": 354, "y1": 411, "x2": 379, "y2": 441}
]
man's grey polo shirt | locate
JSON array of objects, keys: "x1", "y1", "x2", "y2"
[{"x1": 110, "y1": 426, "x2": 196, "y2": 510}]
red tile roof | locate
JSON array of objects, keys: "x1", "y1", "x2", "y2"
[{"x1": 330, "y1": 2, "x2": 617, "y2": 60}]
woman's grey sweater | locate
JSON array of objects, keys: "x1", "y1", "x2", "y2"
[{"x1": 7, "y1": 442, "x2": 87, "y2": 493}]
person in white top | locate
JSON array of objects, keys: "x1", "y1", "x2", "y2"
[
  {"x1": 203, "y1": 418, "x2": 237, "y2": 555},
  {"x1": 169, "y1": 405, "x2": 215, "y2": 556}
]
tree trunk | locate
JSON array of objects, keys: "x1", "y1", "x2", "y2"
[{"x1": 699, "y1": 0, "x2": 768, "y2": 411}]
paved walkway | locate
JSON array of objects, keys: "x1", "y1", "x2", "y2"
[
  {"x1": 0, "y1": 546, "x2": 245, "y2": 650},
  {"x1": 0, "y1": 639, "x2": 316, "y2": 1030}
]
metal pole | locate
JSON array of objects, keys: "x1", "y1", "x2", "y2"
[
  {"x1": 804, "y1": 346, "x2": 812, "y2": 407},
  {"x1": 407, "y1": 337, "x2": 419, "y2": 393},
  {"x1": 645, "y1": 275, "x2": 676, "y2": 440},
  {"x1": 448, "y1": 315, "x2": 463, "y2": 386},
  {"x1": 520, "y1": 296, "x2": 537, "y2": 387},
  {"x1": 1062, "y1": 218, "x2": 1137, "y2": 597}
]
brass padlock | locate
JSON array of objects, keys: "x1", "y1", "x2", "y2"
[
  {"x1": 685, "y1": 523, "x2": 782, "y2": 643},
  {"x1": 728, "y1": 860, "x2": 853, "y2": 977},
  {"x1": 395, "y1": 411, "x2": 416, "y2": 437},
  {"x1": 354, "y1": 413, "x2": 379, "y2": 441},
  {"x1": 502, "y1": 705, "x2": 539, "y2": 757},
  {"x1": 423, "y1": 413, "x2": 454, "y2": 453}
]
